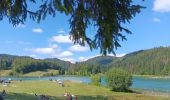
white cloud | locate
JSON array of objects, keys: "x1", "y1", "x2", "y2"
[
  {"x1": 153, "y1": 0, "x2": 170, "y2": 12},
  {"x1": 108, "y1": 53, "x2": 126, "y2": 57},
  {"x1": 29, "y1": 54, "x2": 37, "y2": 58},
  {"x1": 59, "y1": 51, "x2": 73, "y2": 57},
  {"x1": 16, "y1": 24, "x2": 26, "y2": 28},
  {"x1": 51, "y1": 35, "x2": 72, "y2": 43},
  {"x1": 32, "y1": 28, "x2": 43, "y2": 33},
  {"x1": 17, "y1": 41, "x2": 31, "y2": 45},
  {"x1": 32, "y1": 48, "x2": 55, "y2": 54},
  {"x1": 78, "y1": 53, "x2": 126, "y2": 62},
  {"x1": 52, "y1": 51, "x2": 73, "y2": 57},
  {"x1": 50, "y1": 44, "x2": 58, "y2": 49},
  {"x1": 153, "y1": 17, "x2": 161, "y2": 22},
  {"x1": 69, "y1": 45, "x2": 89, "y2": 52},
  {"x1": 78, "y1": 57, "x2": 89, "y2": 62},
  {"x1": 57, "y1": 29, "x2": 66, "y2": 34},
  {"x1": 78, "y1": 55, "x2": 100, "y2": 62},
  {"x1": 116, "y1": 53, "x2": 126, "y2": 57},
  {"x1": 59, "y1": 57, "x2": 75, "y2": 63}
]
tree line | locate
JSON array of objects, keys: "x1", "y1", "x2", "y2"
[
  {"x1": 0, "y1": 55, "x2": 69, "y2": 75},
  {"x1": 1, "y1": 47, "x2": 170, "y2": 76},
  {"x1": 68, "y1": 47, "x2": 170, "y2": 76}
]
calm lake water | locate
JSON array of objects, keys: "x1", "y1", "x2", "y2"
[{"x1": 2, "y1": 76, "x2": 170, "y2": 92}]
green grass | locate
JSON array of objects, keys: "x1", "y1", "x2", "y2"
[
  {"x1": 22, "y1": 69, "x2": 59, "y2": 77},
  {"x1": 1, "y1": 69, "x2": 169, "y2": 78},
  {"x1": 0, "y1": 69, "x2": 60, "y2": 77},
  {"x1": 0, "y1": 70, "x2": 12, "y2": 76},
  {"x1": 0, "y1": 81, "x2": 169, "y2": 100}
]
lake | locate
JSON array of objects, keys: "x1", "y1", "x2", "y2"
[{"x1": 1, "y1": 76, "x2": 170, "y2": 92}]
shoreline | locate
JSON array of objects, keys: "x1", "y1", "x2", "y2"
[
  {"x1": 132, "y1": 88, "x2": 170, "y2": 97},
  {"x1": 2, "y1": 74, "x2": 170, "y2": 79},
  {"x1": 133, "y1": 75, "x2": 170, "y2": 79}
]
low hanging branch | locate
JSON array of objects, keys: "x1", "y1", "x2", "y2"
[{"x1": 0, "y1": 0, "x2": 144, "y2": 55}]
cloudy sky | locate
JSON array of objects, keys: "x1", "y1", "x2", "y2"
[{"x1": 0, "y1": 0, "x2": 170, "y2": 63}]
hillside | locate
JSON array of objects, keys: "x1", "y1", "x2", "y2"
[
  {"x1": 81, "y1": 56, "x2": 119, "y2": 66},
  {"x1": 45, "y1": 58, "x2": 73, "y2": 69},
  {"x1": 111, "y1": 47, "x2": 170, "y2": 75},
  {"x1": 1, "y1": 46, "x2": 170, "y2": 75},
  {"x1": 76, "y1": 47, "x2": 170, "y2": 75},
  {"x1": 0, "y1": 54, "x2": 71, "y2": 75},
  {"x1": 0, "y1": 54, "x2": 32, "y2": 70}
]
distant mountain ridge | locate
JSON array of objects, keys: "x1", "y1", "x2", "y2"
[
  {"x1": 0, "y1": 54, "x2": 72, "y2": 74},
  {"x1": 1, "y1": 46, "x2": 170, "y2": 75},
  {"x1": 76, "y1": 46, "x2": 170, "y2": 75},
  {"x1": 81, "y1": 56, "x2": 116, "y2": 65}
]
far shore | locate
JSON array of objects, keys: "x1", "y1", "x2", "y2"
[
  {"x1": 133, "y1": 75, "x2": 170, "y2": 79},
  {"x1": 132, "y1": 88, "x2": 170, "y2": 97},
  {"x1": 1, "y1": 69, "x2": 170, "y2": 79}
]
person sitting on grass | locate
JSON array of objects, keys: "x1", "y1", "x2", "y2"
[
  {"x1": 1, "y1": 90, "x2": 6, "y2": 97},
  {"x1": 67, "y1": 93, "x2": 72, "y2": 100},
  {"x1": 0, "y1": 95, "x2": 3, "y2": 100},
  {"x1": 0, "y1": 89, "x2": 6, "y2": 100},
  {"x1": 35, "y1": 93, "x2": 50, "y2": 100}
]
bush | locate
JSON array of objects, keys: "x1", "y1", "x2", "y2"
[
  {"x1": 90, "y1": 74, "x2": 101, "y2": 86},
  {"x1": 105, "y1": 68, "x2": 132, "y2": 92},
  {"x1": 8, "y1": 72, "x2": 14, "y2": 76}
]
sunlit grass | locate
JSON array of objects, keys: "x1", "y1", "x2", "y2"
[
  {"x1": 0, "y1": 81, "x2": 169, "y2": 100},
  {"x1": 0, "y1": 69, "x2": 59, "y2": 77},
  {"x1": 22, "y1": 69, "x2": 59, "y2": 77},
  {"x1": 0, "y1": 70, "x2": 12, "y2": 76}
]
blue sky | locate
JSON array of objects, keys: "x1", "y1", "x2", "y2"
[{"x1": 0, "y1": 0, "x2": 170, "y2": 63}]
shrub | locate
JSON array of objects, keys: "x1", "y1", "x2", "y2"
[
  {"x1": 90, "y1": 74, "x2": 101, "y2": 86},
  {"x1": 8, "y1": 72, "x2": 14, "y2": 76},
  {"x1": 105, "y1": 68, "x2": 132, "y2": 92}
]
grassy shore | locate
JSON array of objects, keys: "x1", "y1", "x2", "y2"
[
  {"x1": 1, "y1": 69, "x2": 170, "y2": 78},
  {"x1": 0, "y1": 80, "x2": 169, "y2": 100},
  {"x1": 0, "y1": 70, "x2": 12, "y2": 77},
  {"x1": 22, "y1": 70, "x2": 59, "y2": 77},
  {"x1": 0, "y1": 69, "x2": 60, "y2": 77},
  {"x1": 133, "y1": 74, "x2": 170, "y2": 79}
]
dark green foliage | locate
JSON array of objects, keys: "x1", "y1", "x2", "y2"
[
  {"x1": 67, "y1": 63, "x2": 101, "y2": 76},
  {"x1": 75, "y1": 47, "x2": 170, "y2": 75},
  {"x1": 2, "y1": 47, "x2": 170, "y2": 76},
  {"x1": 43, "y1": 72, "x2": 59, "y2": 77},
  {"x1": 82, "y1": 56, "x2": 116, "y2": 66},
  {"x1": 77, "y1": 56, "x2": 122, "y2": 74},
  {"x1": 90, "y1": 74, "x2": 101, "y2": 86},
  {"x1": 111, "y1": 47, "x2": 170, "y2": 75},
  {"x1": 0, "y1": 54, "x2": 18, "y2": 70},
  {"x1": 0, "y1": 0, "x2": 144, "y2": 55},
  {"x1": 11, "y1": 58, "x2": 69, "y2": 75},
  {"x1": 105, "y1": 68, "x2": 132, "y2": 92},
  {"x1": 0, "y1": 54, "x2": 70, "y2": 75},
  {"x1": 59, "y1": 69, "x2": 65, "y2": 75},
  {"x1": 45, "y1": 58, "x2": 73, "y2": 70}
]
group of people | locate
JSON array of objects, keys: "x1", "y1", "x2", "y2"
[
  {"x1": 0, "y1": 89, "x2": 6, "y2": 100},
  {"x1": 64, "y1": 92, "x2": 78, "y2": 100},
  {"x1": 35, "y1": 93, "x2": 50, "y2": 100},
  {"x1": 49, "y1": 78, "x2": 79, "y2": 100},
  {"x1": 49, "y1": 78, "x2": 65, "y2": 87}
]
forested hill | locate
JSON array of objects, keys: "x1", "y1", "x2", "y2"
[
  {"x1": 45, "y1": 58, "x2": 74, "y2": 69},
  {"x1": 0, "y1": 54, "x2": 72, "y2": 74},
  {"x1": 0, "y1": 54, "x2": 32, "y2": 70},
  {"x1": 1, "y1": 47, "x2": 170, "y2": 75},
  {"x1": 111, "y1": 47, "x2": 170, "y2": 75},
  {"x1": 80, "y1": 56, "x2": 119, "y2": 66},
  {"x1": 78, "y1": 47, "x2": 170, "y2": 75}
]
